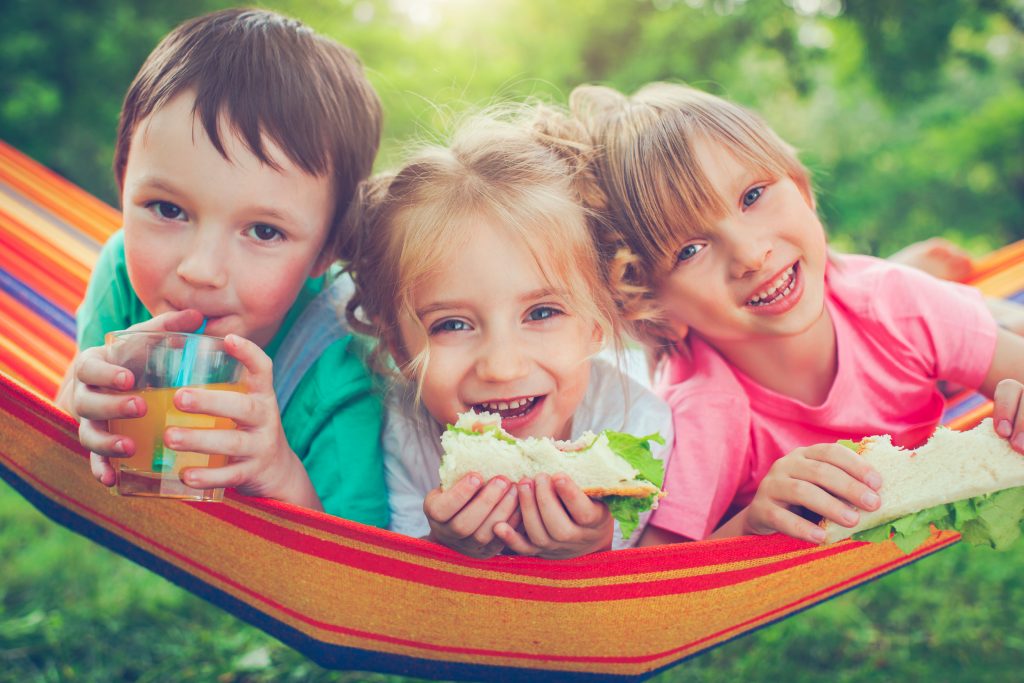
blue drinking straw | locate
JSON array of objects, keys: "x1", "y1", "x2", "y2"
[
  {"x1": 153, "y1": 319, "x2": 208, "y2": 472},
  {"x1": 174, "y1": 318, "x2": 208, "y2": 387}
]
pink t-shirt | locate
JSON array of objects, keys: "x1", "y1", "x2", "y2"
[{"x1": 648, "y1": 255, "x2": 999, "y2": 541}]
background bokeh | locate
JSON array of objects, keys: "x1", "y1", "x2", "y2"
[
  {"x1": 2, "y1": 0, "x2": 1022, "y2": 256},
  {"x1": 2, "y1": 1, "x2": 1024, "y2": 682}
]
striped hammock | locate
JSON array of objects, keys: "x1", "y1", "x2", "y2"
[{"x1": 2, "y1": 138, "x2": 1023, "y2": 682}]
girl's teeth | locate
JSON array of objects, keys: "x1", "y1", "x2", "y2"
[
  {"x1": 748, "y1": 266, "x2": 796, "y2": 306},
  {"x1": 481, "y1": 397, "x2": 534, "y2": 411}
]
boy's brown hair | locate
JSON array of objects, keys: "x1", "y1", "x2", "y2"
[{"x1": 113, "y1": 7, "x2": 381, "y2": 254}]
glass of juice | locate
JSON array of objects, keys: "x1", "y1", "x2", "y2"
[{"x1": 105, "y1": 330, "x2": 244, "y2": 501}]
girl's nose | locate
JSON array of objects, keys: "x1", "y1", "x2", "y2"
[
  {"x1": 475, "y1": 334, "x2": 530, "y2": 383},
  {"x1": 176, "y1": 230, "x2": 229, "y2": 288},
  {"x1": 729, "y1": 234, "x2": 773, "y2": 279}
]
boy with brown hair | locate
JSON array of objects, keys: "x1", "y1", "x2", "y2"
[{"x1": 57, "y1": 7, "x2": 388, "y2": 525}]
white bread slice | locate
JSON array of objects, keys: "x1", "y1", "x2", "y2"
[
  {"x1": 822, "y1": 418, "x2": 1024, "y2": 543},
  {"x1": 439, "y1": 411, "x2": 662, "y2": 498}
]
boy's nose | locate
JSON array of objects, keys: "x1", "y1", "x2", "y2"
[
  {"x1": 176, "y1": 233, "x2": 229, "y2": 288},
  {"x1": 474, "y1": 334, "x2": 530, "y2": 383}
]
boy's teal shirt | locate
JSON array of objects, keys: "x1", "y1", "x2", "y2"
[{"x1": 77, "y1": 230, "x2": 389, "y2": 528}]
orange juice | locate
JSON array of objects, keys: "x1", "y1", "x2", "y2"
[{"x1": 110, "y1": 382, "x2": 245, "y2": 501}]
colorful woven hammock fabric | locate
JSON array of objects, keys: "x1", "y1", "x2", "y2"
[{"x1": 2, "y1": 139, "x2": 1023, "y2": 681}]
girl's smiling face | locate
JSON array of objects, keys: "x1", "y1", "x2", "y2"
[
  {"x1": 398, "y1": 218, "x2": 602, "y2": 440},
  {"x1": 656, "y1": 137, "x2": 830, "y2": 351}
]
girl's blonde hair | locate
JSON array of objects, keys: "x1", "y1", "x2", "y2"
[
  {"x1": 569, "y1": 82, "x2": 813, "y2": 356},
  {"x1": 341, "y1": 105, "x2": 620, "y2": 383}
]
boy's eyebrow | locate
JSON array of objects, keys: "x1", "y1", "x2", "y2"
[{"x1": 133, "y1": 176, "x2": 305, "y2": 227}]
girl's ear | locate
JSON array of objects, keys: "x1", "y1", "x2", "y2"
[{"x1": 668, "y1": 320, "x2": 690, "y2": 341}]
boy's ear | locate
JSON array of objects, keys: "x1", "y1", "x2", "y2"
[{"x1": 311, "y1": 251, "x2": 336, "y2": 278}]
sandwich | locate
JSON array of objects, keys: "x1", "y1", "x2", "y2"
[
  {"x1": 821, "y1": 418, "x2": 1024, "y2": 552},
  {"x1": 439, "y1": 411, "x2": 666, "y2": 538}
]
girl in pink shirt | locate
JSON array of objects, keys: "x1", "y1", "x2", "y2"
[{"x1": 566, "y1": 82, "x2": 1024, "y2": 545}]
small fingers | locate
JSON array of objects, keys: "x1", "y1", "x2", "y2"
[
  {"x1": 754, "y1": 502, "x2": 829, "y2": 545},
  {"x1": 181, "y1": 462, "x2": 246, "y2": 490},
  {"x1": 992, "y1": 379, "x2": 1024, "y2": 453},
  {"x1": 174, "y1": 387, "x2": 259, "y2": 427},
  {"x1": 79, "y1": 417, "x2": 134, "y2": 459},
  {"x1": 425, "y1": 476, "x2": 511, "y2": 536},
  {"x1": 90, "y1": 452, "x2": 116, "y2": 487},
  {"x1": 128, "y1": 309, "x2": 204, "y2": 334},
  {"x1": 494, "y1": 522, "x2": 541, "y2": 556},
  {"x1": 224, "y1": 334, "x2": 271, "y2": 395},
  {"x1": 516, "y1": 478, "x2": 551, "y2": 547},
  {"x1": 164, "y1": 427, "x2": 246, "y2": 458},
  {"x1": 800, "y1": 445, "x2": 882, "y2": 509},
  {"x1": 782, "y1": 479, "x2": 865, "y2": 530},
  {"x1": 553, "y1": 476, "x2": 606, "y2": 528},
  {"x1": 76, "y1": 352, "x2": 134, "y2": 393},
  {"x1": 74, "y1": 388, "x2": 144, "y2": 424},
  {"x1": 424, "y1": 475, "x2": 484, "y2": 524}
]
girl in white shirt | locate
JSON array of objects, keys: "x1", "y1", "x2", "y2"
[{"x1": 342, "y1": 108, "x2": 672, "y2": 559}]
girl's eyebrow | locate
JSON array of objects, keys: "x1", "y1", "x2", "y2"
[
  {"x1": 415, "y1": 301, "x2": 467, "y2": 319},
  {"x1": 415, "y1": 288, "x2": 567, "y2": 319},
  {"x1": 520, "y1": 287, "x2": 568, "y2": 303}
]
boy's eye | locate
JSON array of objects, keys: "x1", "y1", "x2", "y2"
[
  {"x1": 527, "y1": 306, "x2": 562, "y2": 322},
  {"x1": 742, "y1": 186, "x2": 764, "y2": 208},
  {"x1": 430, "y1": 319, "x2": 470, "y2": 334},
  {"x1": 248, "y1": 224, "x2": 283, "y2": 242},
  {"x1": 148, "y1": 201, "x2": 186, "y2": 221},
  {"x1": 676, "y1": 243, "x2": 705, "y2": 262}
]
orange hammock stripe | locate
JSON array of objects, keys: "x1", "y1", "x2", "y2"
[
  {"x1": 0, "y1": 373, "x2": 963, "y2": 677},
  {"x1": 1, "y1": 140, "x2": 1022, "y2": 680},
  {"x1": 0, "y1": 139, "x2": 120, "y2": 243}
]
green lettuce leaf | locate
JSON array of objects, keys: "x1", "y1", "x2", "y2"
[
  {"x1": 444, "y1": 424, "x2": 516, "y2": 444},
  {"x1": 603, "y1": 431, "x2": 666, "y2": 487},
  {"x1": 837, "y1": 439, "x2": 860, "y2": 452},
  {"x1": 853, "y1": 486, "x2": 1024, "y2": 553},
  {"x1": 606, "y1": 494, "x2": 659, "y2": 540}
]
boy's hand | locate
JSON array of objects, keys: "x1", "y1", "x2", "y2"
[
  {"x1": 993, "y1": 379, "x2": 1024, "y2": 454},
  {"x1": 495, "y1": 473, "x2": 613, "y2": 559},
  {"x1": 737, "y1": 443, "x2": 882, "y2": 545},
  {"x1": 424, "y1": 474, "x2": 521, "y2": 559},
  {"x1": 68, "y1": 309, "x2": 204, "y2": 486},
  {"x1": 172, "y1": 334, "x2": 321, "y2": 509}
]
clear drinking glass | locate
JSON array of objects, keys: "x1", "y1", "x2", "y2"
[{"x1": 105, "y1": 331, "x2": 244, "y2": 501}]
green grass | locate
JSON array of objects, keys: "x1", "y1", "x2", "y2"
[{"x1": 3, "y1": 479, "x2": 1022, "y2": 683}]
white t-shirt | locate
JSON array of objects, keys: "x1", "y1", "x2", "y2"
[{"x1": 382, "y1": 355, "x2": 674, "y2": 550}]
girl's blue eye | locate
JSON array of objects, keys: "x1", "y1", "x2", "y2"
[
  {"x1": 431, "y1": 319, "x2": 469, "y2": 334},
  {"x1": 677, "y1": 243, "x2": 704, "y2": 262},
  {"x1": 742, "y1": 186, "x2": 764, "y2": 208},
  {"x1": 149, "y1": 201, "x2": 185, "y2": 220},
  {"x1": 250, "y1": 224, "x2": 282, "y2": 242},
  {"x1": 527, "y1": 306, "x2": 561, "y2": 322}
]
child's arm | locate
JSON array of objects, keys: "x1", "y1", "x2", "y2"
[
  {"x1": 423, "y1": 474, "x2": 521, "y2": 558},
  {"x1": 710, "y1": 443, "x2": 883, "y2": 544},
  {"x1": 493, "y1": 474, "x2": 614, "y2": 559},
  {"x1": 173, "y1": 334, "x2": 323, "y2": 510},
  {"x1": 979, "y1": 328, "x2": 1024, "y2": 453},
  {"x1": 60, "y1": 309, "x2": 205, "y2": 486}
]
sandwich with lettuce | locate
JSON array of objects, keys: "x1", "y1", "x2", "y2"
[
  {"x1": 440, "y1": 411, "x2": 666, "y2": 539},
  {"x1": 821, "y1": 418, "x2": 1024, "y2": 552}
]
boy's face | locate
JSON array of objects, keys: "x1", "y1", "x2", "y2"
[
  {"x1": 120, "y1": 92, "x2": 334, "y2": 347},
  {"x1": 397, "y1": 219, "x2": 600, "y2": 441}
]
